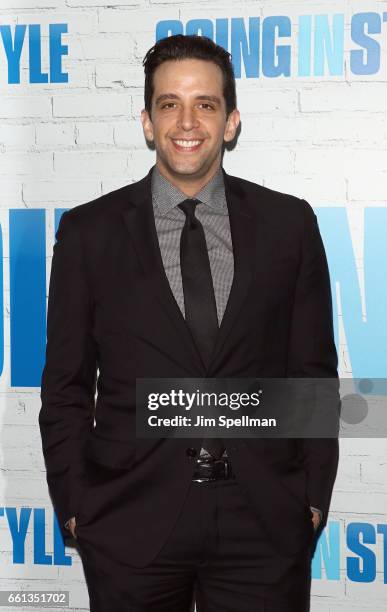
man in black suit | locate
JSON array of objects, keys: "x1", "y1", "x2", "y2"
[{"x1": 39, "y1": 34, "x2": 339, "y2": 612}]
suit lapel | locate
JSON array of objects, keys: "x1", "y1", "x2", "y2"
[
  {"x1": 121, "y1": 171, "x2": 206, "y2": 372},
  {"x1": 205, "y1": 170, "x2": 254, "y2": 372},
  {"x1": 121, "y1": 167, "x2": 255, "y2": 375}
]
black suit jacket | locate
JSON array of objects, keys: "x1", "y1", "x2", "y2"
[{"x1": 39, "y1": 166, "x2": 339, "y2": 568}]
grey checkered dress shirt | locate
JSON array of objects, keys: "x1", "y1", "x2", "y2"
[{"x1": 151, "y1": 164, "x2": 233, "y2": 458}]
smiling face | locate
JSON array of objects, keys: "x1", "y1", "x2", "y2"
[{"x1": 141, "y1": 58, "x2": 240, "y2": 195}]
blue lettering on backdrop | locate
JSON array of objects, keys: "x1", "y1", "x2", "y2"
[
  {"x1": 315, "y1": 208, "x2": 387, "y2": 381},
  {"x1": 2, "y1": 13, "x2": 387, "y2": 84},
  {"x1": 347, "y1": 523, "x2": 376, "y2": 583},
  {"x1": 1, "y1": 507, "x2": 71, "y2": 565},
  {"x1": 1, "y1": 508, "x2": 386, "y2": 579},
  {"x1": 186, "y1": 19, "x2": 213, "y2": 39},
  {"x1": 156, "y1": 12, "x2": 387, "y2": 78},
  {"x1": 312, "y1": 521, "x2": 341, "y2": 580},
  {"x1": 0, "y1": 23, "x2": 68, "y2": 84},
  {"x1": 215, "y1": 18, "x2": 228, "y2": 49},
  {"x1": 351, "y1": 12, "x2": 382, "y2": 75},
  {"x1": 377, "y1": 524, "x2": 387, "y2": 582},
  {"x1": 3, "y1": 208, "x2": 387, "y2": 385},
  {"x1": 314, "y1": 14, "x2": 345, "y2": 76},
  {"x1": 0, "y1": 25, "x2": 26, "y2": 84},
  {"x1": 34, "y1": 508, "x2": 52, "y2": 564},
  {"x1": 49, "y1": 24, "x2": 69, "y2": 83},
  {"x1": 9, "y1": 210, "x2": 46, "y2": 387},
  {"x1": 311, "y1": 521, "x2": 387, "y2": 583},
  {"x1": 231, "y1": 18, "x2": 260, "y2": 78},
  {"x1": 7, "y1": 507, "x2": 31, "y2": 563},
  {"x1": 34, "y1": 508, "x2": 71, "y2": 565},
  {"x1": 55, "y1": 208, "x2": 68, "y2": 236},
  {"x1": 29, "y1": 25, "x2": 48, "y2": 83},
  {"x1": 298, "y1": 16, "x2": 312, "y2": 76},
  {"x1": 155, "y1": 20, "x2": 183, "y2": 40},
  {"x1": 262, "y1": 16, "x2": 291, "y2": 78}
]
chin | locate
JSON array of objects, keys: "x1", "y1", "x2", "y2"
[{"x1": 168, "y1": 161, "x2": 206, "y2": 176}]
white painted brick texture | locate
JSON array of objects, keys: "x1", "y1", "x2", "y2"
[{"x1": 1, "y1": 1, "x2": 387, "y2": 609}]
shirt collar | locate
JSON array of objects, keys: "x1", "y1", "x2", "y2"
[{"x1": 151, "y1": 164, "x2": 226, "y2": 216}]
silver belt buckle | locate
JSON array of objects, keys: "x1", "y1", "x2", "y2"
[{"x1": 192, "y1": 456, "x2": 228, "y2": 483}]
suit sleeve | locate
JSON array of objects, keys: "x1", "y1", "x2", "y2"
[
  {"x1": 39, "y1": 210, "x2": 97, "y2": 539},
  {"x1": 287, "y1": 200, "x2": 339, "y2": 529}
]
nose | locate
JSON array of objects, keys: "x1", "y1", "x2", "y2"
[{"x1": 177, "y1": 106, "x2": 200, "y2": 131}]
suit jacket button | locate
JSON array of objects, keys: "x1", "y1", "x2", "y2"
[{"x1": 186, "y1": 447, "x2": 197, "y2": 458}]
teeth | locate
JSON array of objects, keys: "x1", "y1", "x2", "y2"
[{"x1": 174, "y1": 140, "x2": 202, "y2": 148}]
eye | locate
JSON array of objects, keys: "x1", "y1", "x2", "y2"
[
  {"x1": 161, "y1": 102, "x2": 176, "y2": 109},
  {"x1": 199, "y1": 103, "x2": 215, "y2": 110}
]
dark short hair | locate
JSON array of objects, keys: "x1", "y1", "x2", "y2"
[{"x1": 142, "y1": 34, "x2": 237, "y2": 117}]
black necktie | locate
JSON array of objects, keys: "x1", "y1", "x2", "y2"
[{"x1": 178, "y1": 198, "x2": 225, "y2": 460}]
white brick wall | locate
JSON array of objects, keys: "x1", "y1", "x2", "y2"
[{"x1": 1, "y1": 1, "x2": 387, "y2": 609}]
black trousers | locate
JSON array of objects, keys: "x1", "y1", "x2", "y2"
[{"x1": 77, "y1": 478, "x2": 313, "y2": 612}]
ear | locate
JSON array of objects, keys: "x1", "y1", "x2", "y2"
[
  {"x1": 141, "y1": 109, "x2": 154, "y2": 142},
  {"x1": 223, "y1": 109, "x2": 240, "y2": 143}
]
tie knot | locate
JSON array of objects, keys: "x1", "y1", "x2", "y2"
[{"x1": 178, "y1": 198, "x2": 201, "y2": 220}]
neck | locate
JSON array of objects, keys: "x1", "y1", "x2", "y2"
[{"x1": 155, "y1": 162, "x2": 221, "y2": 197}]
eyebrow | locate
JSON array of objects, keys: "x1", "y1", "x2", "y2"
[{"x1": 155, "y1": 93, "x2": 222, "y2": 105}]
